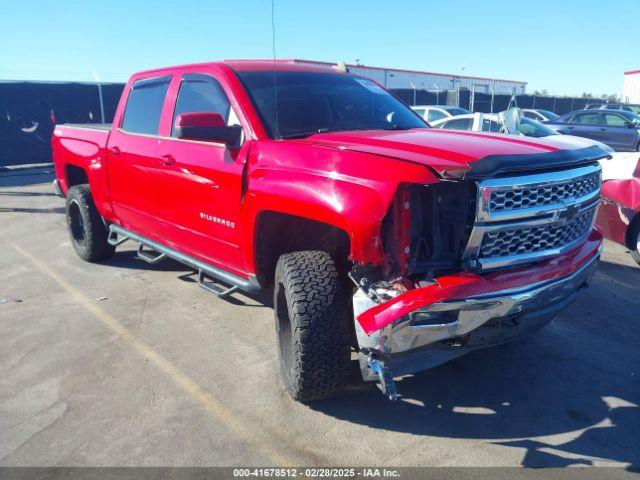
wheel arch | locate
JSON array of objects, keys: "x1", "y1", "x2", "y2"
[
  {"x1": 625, "y1": 210, "x2": 640, "y2": 250},
  {"x1": 254, "y1": 210, "x2": 351, "y2": 286}
]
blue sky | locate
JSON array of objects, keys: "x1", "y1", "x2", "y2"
[{"x1": 2, "y1": 0, "x2": 638, "y2": 96}]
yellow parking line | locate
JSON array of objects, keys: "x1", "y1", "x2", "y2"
[{"x1": 8, "y1": 241, "x2": 293, "y2": 466}]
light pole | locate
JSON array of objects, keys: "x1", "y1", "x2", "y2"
[
  {"x1": 410, "y1": 81, "x2": 417, "y2": 106},
  {"x1": 92, "y1": 72, "x2": 105, "y2": 124}
]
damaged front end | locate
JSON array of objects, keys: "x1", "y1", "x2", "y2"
[{"x1": 351, "y1": 164, "x2": 603, "y2": 400}]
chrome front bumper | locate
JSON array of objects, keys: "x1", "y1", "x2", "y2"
[{"x1": 354, "y1": 254, "x2": 599, "y2": 382}]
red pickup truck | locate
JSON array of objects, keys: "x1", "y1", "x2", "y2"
[{"x1": 52, "y1": 60, "x2": 608, "y2": 402}]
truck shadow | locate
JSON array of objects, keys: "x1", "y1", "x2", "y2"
[
  {"x1": 0, "y1": 206, "x2": 65, "y2": 214},
  {"x1": 328, "y1": 343, "x2": 640, "y2": 467},
  {"x1": 0, "y1": 169, "x2": 55, "y2": 188},
  {"x1": 99, "y1": 250, "x2": 274, "y2": 307},
  {"x1": 309, "y1": 259, "x2": 640, "y2": 468}
]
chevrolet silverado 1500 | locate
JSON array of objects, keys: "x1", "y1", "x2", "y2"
[{"x1": 52, "y1": 60, "x2": 609, "y2": 401}]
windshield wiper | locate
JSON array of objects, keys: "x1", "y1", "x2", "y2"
[
  {"x1": 279, "y1": 128, "x2": 332, "y2": 139},
  {"x1": 382, "y1": 125, "x2": 416, "y2": 131}
]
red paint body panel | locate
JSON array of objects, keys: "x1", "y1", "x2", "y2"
[
  {"x1": 52, "y1": 126, "x2": 114, "y2": 219},
  {"x1": 357, "y1": 229, "x2": 603, "y2": 335},
  {"x1": 596, "y1": 158, "x2": 640, "y2": 247}
]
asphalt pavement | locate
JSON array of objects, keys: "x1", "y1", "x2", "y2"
[{"x1": 1, "y1": 169, "x2": 638, "y2": 468}]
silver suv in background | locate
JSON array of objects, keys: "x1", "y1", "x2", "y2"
[{"x1": 584, "y1": 103, "x2": 640, "y2": 114}]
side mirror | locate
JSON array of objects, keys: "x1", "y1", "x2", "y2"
[
  {"x1": 624, "y1": 121, "x2": 636, "y2": 129},
  {"x1": 174, "y1": 112, "x2": 242, "y2": 147}
]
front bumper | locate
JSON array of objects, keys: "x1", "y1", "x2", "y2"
[{"x1": 353, "y1": 230, "x2": 602, "y2": 383}]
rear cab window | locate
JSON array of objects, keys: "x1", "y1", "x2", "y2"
[
  {"x1": 482, "y1": 119, "x2": 502, "y2": 132},
  {"x1": 427, "y1": 109, "x2": 447, "y2": 122},
  {"x1": 440, "y1": 118, "x2": 473, "y2": 130},
  {"x1": 121, "y1": 76, "x2": 171, "y2": 135}
]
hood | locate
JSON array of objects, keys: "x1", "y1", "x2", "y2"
[{"x1": 292, "y1": 129, "x2": 610, "y2": 179}]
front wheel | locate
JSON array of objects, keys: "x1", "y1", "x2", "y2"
[
  {"x1": 629, "y1": 221, "x2": 640, "y2": 266},
  {"x1": 65, "y1": 184, "x2": 115, "y2": 262},
  {"x1": 274, "y1": 250, "x2": 352, "y2": 402}
]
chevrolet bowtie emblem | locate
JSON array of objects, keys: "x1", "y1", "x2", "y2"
[{"x1": 557, "y1": 202, "x2": 579, "y2": 222}]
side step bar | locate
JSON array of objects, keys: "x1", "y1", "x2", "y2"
[{"x1": 107, "y1": 224, "x2": 261, "y2": 296}]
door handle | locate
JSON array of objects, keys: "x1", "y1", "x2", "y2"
[
  {"x1": 159, "y1": 154, "x2": 175, "y2": 166},
  {"x1": 599, "y1": 128, "x2": 607, "y2": 131},
  {"x1": 108, "y1": 146, "x2": 121, "y2": 156}
]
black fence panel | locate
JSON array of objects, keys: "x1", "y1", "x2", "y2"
[
  {"x1": 391, "y1": 88, "x2": 608, "y2": 117},
  {"x1": 0, "y1": 82, "x2": 124, "y2": 167},
  {"x1": 472, "y1": 92, "x2": 492, "y2": 113}
]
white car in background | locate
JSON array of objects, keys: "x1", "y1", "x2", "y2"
[
  {"x1": 411, "y1": 105, "x2": 470, "y2": 123},
  {"x1": 431, "y1": 110, "x2": 614, "y2": 152},
  {"x1": 431, "y1": 112, "x2": 558, "y2": 137},
  {"x1": 522, "y1": 108, "x2": 559, "y2": 122}
]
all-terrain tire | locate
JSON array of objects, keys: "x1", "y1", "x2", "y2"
[
  {"x1": 65, "y1": 184, "x2": 115, "y2": 262},
  {"x1": 274, "y1": 250, "x2": 351, "y2": 402},
  {"x1": 629, "y1": 219, "x2": 640, "y2": 266}
]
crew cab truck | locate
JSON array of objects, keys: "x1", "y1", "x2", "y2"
[{"x1": 52, "y1": 60, "x2": 608, "y2": 402}]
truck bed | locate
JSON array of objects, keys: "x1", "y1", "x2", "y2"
[{"x1": 52, "y1": 123, "x2": 112, "y2": 197}]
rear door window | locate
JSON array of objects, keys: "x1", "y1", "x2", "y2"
[
  {"x1": 121, "y1": 76, "x2": 171, "y2": 135},
  {"x1": 172, "y1": 73, "x2": 232, "y2": 136},
  {"x1": 571, "y1": 113, "x2": 600, "y2": 125}
]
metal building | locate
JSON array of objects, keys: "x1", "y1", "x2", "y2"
[
  {"x1": 291, "y1": 59, "x2": 527, "y2": 95},
  {"x1": 622, "y1": 69, "x2": 640, "y2": 104}
]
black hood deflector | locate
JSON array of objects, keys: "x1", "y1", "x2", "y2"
[{"x1": 461, "y1": 145, "x2": 611, "y2": 180}]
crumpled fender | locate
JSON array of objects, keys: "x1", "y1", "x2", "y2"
[{"x1": 240, "y1": 140, "x2": 438, "y2": 269}]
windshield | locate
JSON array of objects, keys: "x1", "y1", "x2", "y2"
[
  {"x1": 537, "y1": 109, "x2": 559, "y2": 119},
  {"x1": 516, "y1": 117, "x2": 558, "y2": 137},
  {"x1": 236, "y1": 71, "x2": 428, "y2": 138}
]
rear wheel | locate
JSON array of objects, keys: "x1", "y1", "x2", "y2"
[
  {"x1": 65, "y1": 184, "x2": 115, "y2": 262},
  {"x1": 274, "y1": 250, "x2": 351, "y2": 402}
]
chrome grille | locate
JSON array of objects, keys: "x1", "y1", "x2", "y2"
[
  {"x1": 489, "y1": 170, "x2": 600, "y2": 213},
  {"x1": 463, "y1": 163, "x2": 601, "y2": 271},
  {"x1": 479, "y1": 208, "x2": 595, "y2": 258}
]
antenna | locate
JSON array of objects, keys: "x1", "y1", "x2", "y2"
[{"x1": 271, "y1": 0, "x2": 279, "y2": 138}]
